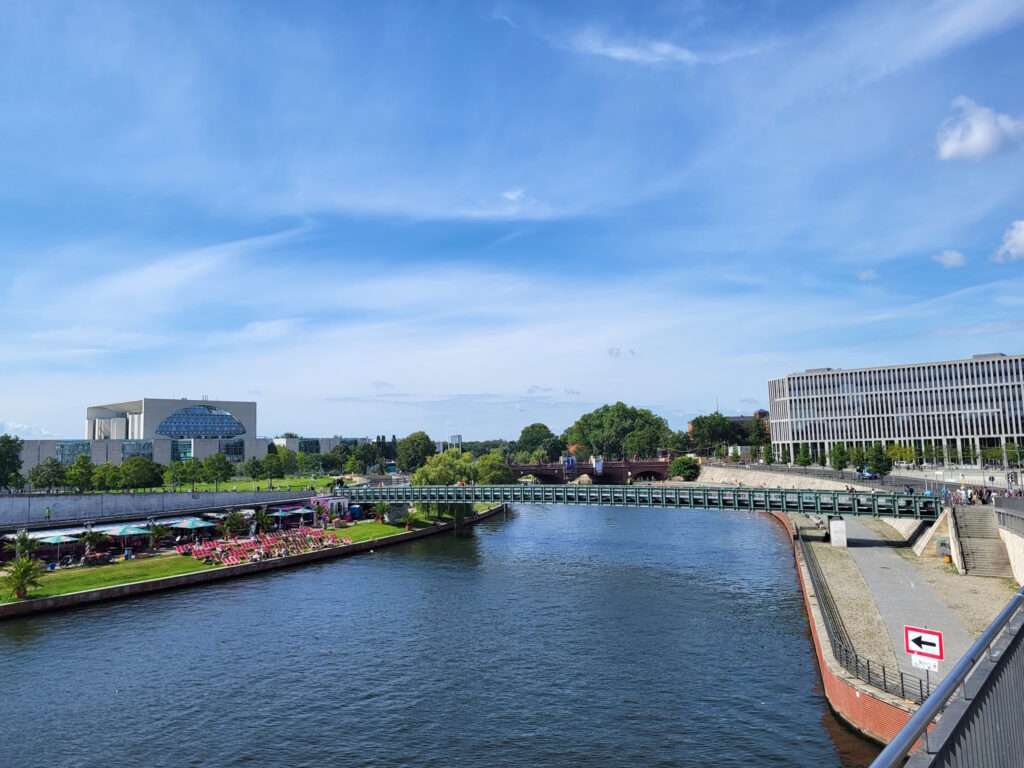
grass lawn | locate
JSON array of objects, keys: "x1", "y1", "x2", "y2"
[
  {"x1": 91, "y1": 475, "x2": 349, "y2": 495},
  {"x1": 2, "y1": 554, "x2": 215, "y2": 603}
]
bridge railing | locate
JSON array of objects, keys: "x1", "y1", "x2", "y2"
[
  {"x1": 797, "y1": 527, "x2": 933, "y2": 703},
  {"x1": 871, "y1": 586, "x2": 1024, "y2": 767},
  {"x1": 338, "y1": 485, "x2": 941, "y2": 520}
]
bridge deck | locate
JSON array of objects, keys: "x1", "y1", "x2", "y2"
[{"x1": 339, "y1": 484, "x2": 940, "y2": 520}]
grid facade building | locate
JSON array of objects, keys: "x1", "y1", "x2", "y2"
[{"x1": 768, "y1": 353, "x2": 1024, "y2": 468}]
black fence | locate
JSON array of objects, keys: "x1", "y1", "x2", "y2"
[{"x1": 797, "y1": 527, "x2": 933, "y2": 703}]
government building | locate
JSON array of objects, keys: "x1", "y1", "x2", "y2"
[
  {"x1": 19, "y1": 397, "x2": 270, "y2": 471},
  {"x1": 768, "y1": 353, "x2": 1024, "y2": 468}
]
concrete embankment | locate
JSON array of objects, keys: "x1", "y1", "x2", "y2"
[
  {"x1": 0, "y1": 505, "x2": 506, "y2": 621},
  {"x1": 698, "y1": 466, "x2": 872, "y2": 492},
  {"x1": 0, "y1": 490, "x2": 312, "y2": 531},
  {"x1": 767, "y1": 511, "x2": 918, "y2": 746}
]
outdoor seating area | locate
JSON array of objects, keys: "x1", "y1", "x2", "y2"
[{"x1": 177, "y1": 527, "x2": 352, "y2": 566}]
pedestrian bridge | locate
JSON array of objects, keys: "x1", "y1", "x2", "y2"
[{"x1": 339, "y1": 484, "x2": 941, "y2": 520}]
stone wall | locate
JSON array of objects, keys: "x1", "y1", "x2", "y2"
[
  {"x1": 0, "y1": 490, "x2": 309, "y2": 529},
  {"x1": 998, "y1": 528, "x2": 1024, "y2": 586},
  {"x1": 698, "y1": 466, "x2": 871, "y2": 492}
]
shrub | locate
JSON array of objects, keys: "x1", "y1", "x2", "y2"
[{"x1": 669, "y1": 456, "x2": 701, "y2": 481}]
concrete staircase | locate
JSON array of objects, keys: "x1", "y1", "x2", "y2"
[{"x1": 953, "y1": 506, "x2": 1014, "y2": 578}]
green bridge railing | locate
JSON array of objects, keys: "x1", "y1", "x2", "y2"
[{"x1": 338, "y1": 484, "x2": 941, "y2": 520}]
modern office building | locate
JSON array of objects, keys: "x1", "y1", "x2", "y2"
[
  {"x1": 19, "y1": 397, "x2": 270, "y2": 471},
  {"x1": 767, "y1": 353, "x2": 1024, "y2": 467}
]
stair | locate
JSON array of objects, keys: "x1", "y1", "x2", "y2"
[{"x1": 954, "y1": 506, "x2": 1014, "y2": 578}]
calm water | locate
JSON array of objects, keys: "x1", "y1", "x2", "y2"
[{"x1": 1, "y1": 506, "x2": 879, "y2": 767}]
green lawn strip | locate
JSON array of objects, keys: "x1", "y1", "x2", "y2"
[
  {"x1": 85, "y1": 475, "x2": 349, "y2": 495},
  {"x1": 2, "y1": 554, "x2": 215, "y2": 603}
]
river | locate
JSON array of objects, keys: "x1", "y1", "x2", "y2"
[{"x1": 0, "y1": 505, "x2": 879, "y2": 767}]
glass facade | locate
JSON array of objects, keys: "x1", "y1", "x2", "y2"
[
  {"x1": 155, "y1": 405, "x2": 246, "y2": 440},
  {"x1": 122, "y1": 440, "x2": 153, "y2": 461},
  {"x1": 298, "y1": 438, "x2": 321, "y2": 454},
  {"x1": 219, "y1": 438, "x2": 246, "y2": 463},
  {"x1": 55, "y1": 440, "x2": 91, "y2": 466},
  {"x1": 768, "y1": 354, "x2": 1024, "y2": 467},
  {"x1": 171, "y1": 440, "x2": 192, "y2": 462}
]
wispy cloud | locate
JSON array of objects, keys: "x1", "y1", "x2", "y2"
[
  {"x1": 565, "y1": 26, "x2": 769, "y2": 66},
  {"x1": 933, "y1": 249, "x2": 966, "y2": 268},
  {"x1": 937, "y1": 97, "x2": 1024, "y2": 161},
  {"x1": 996, "y1": 221, "x2": 1024, "y2": 263},
  {"x1": 857, "y1": 269, "x2": 879, "y2": 281}
]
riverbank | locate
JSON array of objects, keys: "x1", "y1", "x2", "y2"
[
  {"x1": 767, "y1": 511, "x2": 918, "y2": 746},
  {"x1": 0, "y1": 504, "x2": 506, "y2": 620}
]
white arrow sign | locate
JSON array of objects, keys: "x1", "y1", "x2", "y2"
[{"x1": 905, "y1": 625, "x2": 944, "y2": 660}]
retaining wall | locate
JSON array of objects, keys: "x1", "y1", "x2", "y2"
[
  {"x1": 699, "y1": 467, "x2": 871, "y2": 492},
  {"x1": 998, "y1": 528, "x2": 1024, "y2": 586},
  {"x1": 0, "y1": 505, "x2": 506, "y2": 620},
  {"x1": 768, "y1": 512, "x2": 917, "y2": 745},
  {"x1": 0, "y1": 490, "x2": 308, "y2": 530}
]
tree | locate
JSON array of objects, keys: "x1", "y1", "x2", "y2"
[
  {"x1": 3, "y1": 530, "x2": 39, "y2": 559},
  {"x1": 794, "y1": 444, "x2": 812, "y2": 467},
  {"x1": 262, "y1": 453, "x2": 284, "y2": 479},
  {"x1": 749, "y1": 444, "x2": 761, "y2": 463},
  {"x1": 923, "y1": 443, "x2": 935, "y2": 464},
  {"x1": 396, "y1": 431, "x2": 437, "y2": 472},
  {"x1": 849, "y1": 446, "x2": 866, "y2": 471},
  {"x1": 182, "y1": 457, "x2": 203, "y2": 489},
  {"x1": 746, "y1": 418, "x2": 769, "y2": 446},
  {"x1": 92, "y1": 461, "x2": 121, "y2": 491},
  {"x1": 729, "y1": 447, "x2": 741, "y2": 463},
  {"x1": 253, "y1": 508, "x2": 273, "y2": 533},
  {"x1": 563, "y1": 403, "x2": 670, "y2": 460},
  {"x1": 411, "y1": 448, "x2": 478, "y2": 486},
  {"x1": 780, "y1": 445, "x2": 791, "y2": 464},
  {"x1": 80, "y1": 530, "x2": 109, "y2": 557},
  {"x1": 830, "y1": 443, "x2": 849, "y2": 472},
  {"x1": 297, "y1": 452, "x2": 320, "y2": 475},
  {"x1": 121, "y1": 457, "x2": 163, "y2": 490},
  {"x1": 817, "y1": 449, "x2": 827, "y2": 467},
  {"x1": 28, "y1": 457, "x2": 65, "y2": 492},
  {"x1": 218, "y1": 510, "x2": 247, "y2": 539},
  {"x1": 477, "y1": 449, "x2": 513, "y2": 484},
  {"x1": 867, "y1": 442, "x2": 893, "y2": 477},
  {"x1": 514, "y1": 423, "x2": 565, "y2": 462},
  {"x1": 2, "y1": 555, "x2": 44, "y2": 600},
  {"x1": 201, "y1": 453, "x2": 235, "y2": 490},
  {"x1": 276, "y1": 446, "x2": 299, "y2": 475},
  {"x1": 164, "y1": 460, "x2": 186, "y2": 490},
  {"x1": 344, "y1": 454, "x2": 365, "y2": 474},
  {"x1": 668, "y1": 430, "x2": 694, "y2": 454},
  {"x1": 278, "y1": 432, "x2": 299, "y2": 438},
  {"x1": 763, "y1": 445, "x2": 774, "y2": 465},
  {"x1": 962, "y1": 442, "x2": 978, "y2": 466},
  {"x1": 0, "y1": 433, "x2": 24, "y2": 491},
  {"x1": 65, "y1": 454, "x2": 95, "y2": 492},
  {"x1": 669, "y1": 456, "x2": 701, "y2": 481},
  {"x1": 688, "y1": 412, "x2": 743, "y2": 454},
  {"x1": 243, "y1": 458, "x2": 264, "y2": 483}
]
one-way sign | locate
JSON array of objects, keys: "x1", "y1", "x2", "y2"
[{"x1": 904, "y1": 625, "x2": 944, "y2": 660}]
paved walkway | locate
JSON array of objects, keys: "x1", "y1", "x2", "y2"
[{"x1": 843, "y1": 518, "x2": 975, "y2": 683}]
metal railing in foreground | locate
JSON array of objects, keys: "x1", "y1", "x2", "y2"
[
  {"x1": 871, "y1": 585, "x2": 1024, "y2": 768},
  {"x1": 796, "y1": 528, "x2": 933, "y2": 703}
]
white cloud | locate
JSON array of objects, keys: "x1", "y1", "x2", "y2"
[
  {"x1": 933, "y1": 249, "x2": 966, "y2": 268},
  {"x1": 565, "y1": 26, "x2": 768, "y2": 66},
  {"x1": 0, "y1": 421, "x2": 54, "y2": 438},
  {"x1": 857, "y1": 269, "x2": 879, "y2": 281},
  {"x1": 502, "y1": 188, "x2": 525, "y2": 201},
  {"x1": 937, "y1": 97, "x2": 1024, "y2": 161},
  {"x1": 996, "y1": 221, "x2": 1024, "y2": 262}
]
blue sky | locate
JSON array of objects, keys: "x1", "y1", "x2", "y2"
[{"x1": 1, "y1": 0, "x2": 1023, "y2": 441}]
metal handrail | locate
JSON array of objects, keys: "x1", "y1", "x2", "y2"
[
  {"x1": 797, "y1": 527, "x2": 932, "y2": 703},
  {"x1": 870, "y1": 586, "x2": 1024, "y2": 767}
]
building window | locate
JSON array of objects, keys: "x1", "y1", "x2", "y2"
[
  {"x1": 171, "y1": 440, "x2": 192, "y2": 462},
  {"x1": 155, "y1": 405, "x2": 246, "y2": 440},
  {"x1": 55, "y1": 440, "x2": 91, "y2": 466},
  {"x1": 122, "y1": 440, "x2": 153, "y2": 461},
  {"x1": 298, "y1": 438, "x2": 321, "y2": 454},
  {"x1": 219, "y1": 438, "x2": 245, "y2": 463}
]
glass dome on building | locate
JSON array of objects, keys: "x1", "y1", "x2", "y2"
[{"x1": 155, "y1": 405, "x2": 246, "y2": 440}]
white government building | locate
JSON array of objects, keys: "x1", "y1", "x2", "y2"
[
  {"x1": 768, "y1": 353, "x2": 1024, "y2": 468},
  {"x1": 19, "y1": 397, "x2": 271, "y2": 471}
]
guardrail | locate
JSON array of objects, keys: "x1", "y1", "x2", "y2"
[
  {"x1": 871, "y1": 586, "x2": 1024, "y2": 767},
  {"x1": 797, "y1": 527, "x2": 932, "y2": 703},
  {"x1": 338, "y1": 484, "x2": 942, "y2": 520},
  {"x1": 994, "y1": 498, "x2": 1024, "y2": 536}
]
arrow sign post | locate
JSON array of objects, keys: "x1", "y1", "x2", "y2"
[{"x1": 904, "y1": 625, "x2": 944, "y2": 661}]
